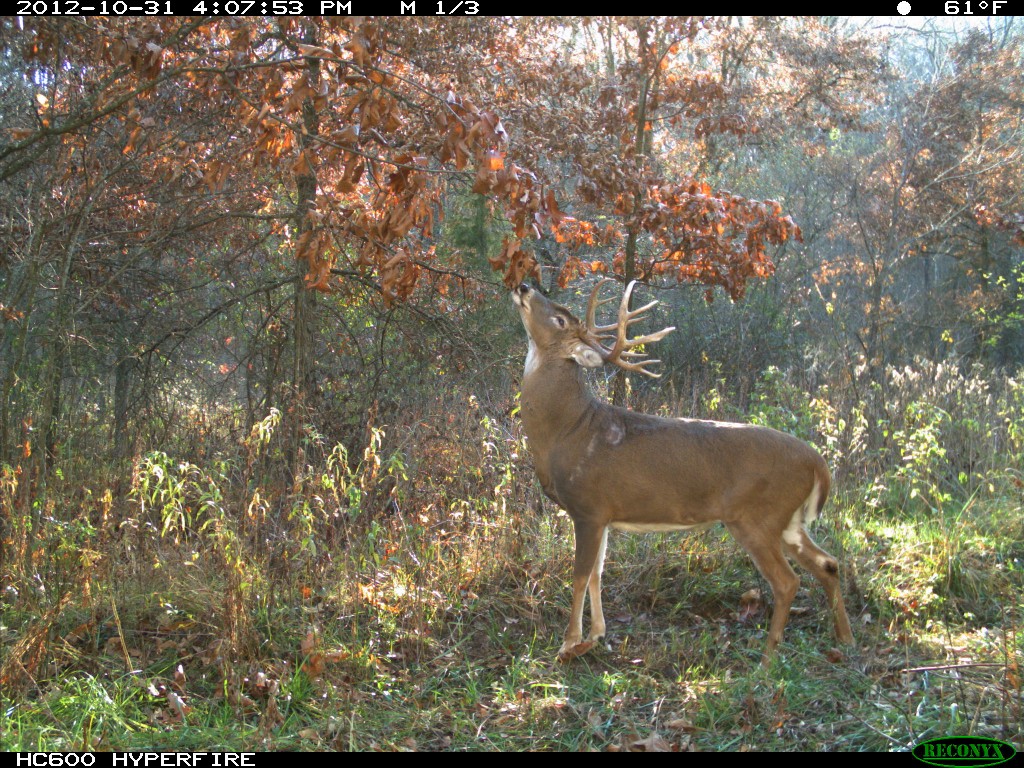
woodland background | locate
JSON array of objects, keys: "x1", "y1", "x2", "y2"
[{"x1": 0, "y1": 16, "x2": 1022, "y2": 751}]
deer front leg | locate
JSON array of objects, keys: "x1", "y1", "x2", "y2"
[
  {"x1": 585, "y1": 526, "x2": 609, "y2": 644},
  {"x1": 558, "y1": 520, "x2": 607, "y2": 662}
]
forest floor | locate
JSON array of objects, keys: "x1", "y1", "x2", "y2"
[{"x1": 2, "y1": 399, "x2": 1022, "y2": 751}]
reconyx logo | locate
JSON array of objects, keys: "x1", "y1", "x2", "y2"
[{"x1": 912, "y1": 737, "x2": 1017, "y2": 767}]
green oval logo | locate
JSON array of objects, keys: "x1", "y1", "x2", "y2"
[{"x1": 913, "y1": 737, "x2": 1017, "y2": 767}]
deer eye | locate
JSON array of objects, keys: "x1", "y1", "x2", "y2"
[{"x1": 553, "y1": 315, "x2": 567, "y2": 328}]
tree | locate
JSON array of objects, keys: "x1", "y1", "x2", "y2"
[{"x1": 809, "y1": 21, "x2": 1024, "y2": 379}]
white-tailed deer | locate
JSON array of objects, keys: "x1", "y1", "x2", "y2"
[{"x1": 512, "y1": 279, "x2": 854, "y2": 663}]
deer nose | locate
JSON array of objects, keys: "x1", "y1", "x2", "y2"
[{"x1": 516, "y1": 283, "x2": 531, "y2": 296}]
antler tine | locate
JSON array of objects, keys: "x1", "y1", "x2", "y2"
[
  {"x1": 601, "y1": 280, "x2": 676, "y2": 378},
  {"x1": 585, "y1": 278, "x2": 619, "y2": 333}
]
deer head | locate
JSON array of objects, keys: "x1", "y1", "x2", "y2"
[
  {"x1": 512, "y1": 280, "x2": 853, "y2": 664},
  {"x1": 513, "y1": 278, "x2": 674, "y2": 380}
]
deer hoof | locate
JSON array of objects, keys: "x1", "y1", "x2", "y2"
[{"x1": 557, "y1": 639, "x2": 596, "y2": 662}]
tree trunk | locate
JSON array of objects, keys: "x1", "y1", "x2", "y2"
[
  {"x1": 113, "y1": 353, "x2": 135, "y2": 462},
  {"x1": 287, "y1": 24, "x2": 322, "y2": 484},
  {"x1": 41, "y1": 236, "x2": 77, "y2": 475},
  {"x1": 0, "y1": 258, "x2": 38, "y2": 464},
  {"x1": 612, "y1": 23, "x2": 657, "y2": 407}
]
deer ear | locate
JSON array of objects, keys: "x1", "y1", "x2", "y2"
[{"x1": 570, "y1": 343, "x2": 604, "y2": 369}]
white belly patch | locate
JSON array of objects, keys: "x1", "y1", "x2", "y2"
[{"x1": 610, "y1": 521, "x2": 718, "y2": 533}]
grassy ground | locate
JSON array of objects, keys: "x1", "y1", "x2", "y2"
[{"x1": 2, "y1": 385, "x2": 1022, "y2": 752}]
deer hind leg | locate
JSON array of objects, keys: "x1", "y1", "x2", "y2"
[
  {"x1": 558, "y1": 521, "x2": 607, "y2": 661},
  {"x1": 783, "y1": 528, "x2": 854, "y2": 645},
  {"x1": 725, "y1": 520, "x2": 800, "y2": 663}
]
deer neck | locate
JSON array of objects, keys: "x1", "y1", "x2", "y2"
[{"x1": 520, "y1": 358, "x2": 599, "y2": 455}]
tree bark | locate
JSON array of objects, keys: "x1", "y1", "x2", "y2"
[{"x1": 287, "y1": 24, "x2": 322, "y2": 484}]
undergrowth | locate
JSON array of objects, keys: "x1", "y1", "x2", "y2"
[{"x1": 1, "y1": 363, "x2": 1021, "y2": 751}]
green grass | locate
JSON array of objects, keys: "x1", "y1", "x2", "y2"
[
  {"x1": 2, "y1": 390, "x2": 1022, "y2": 752},
  {"x1": 3, "y1": 495, "x2": 1020, "y2": 752}
]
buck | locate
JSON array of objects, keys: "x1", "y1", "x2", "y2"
[{"x1": 512, "y1": 279, "x2": 854, "y2": 662}]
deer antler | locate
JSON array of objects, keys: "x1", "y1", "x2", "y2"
[{"x1": 585, "y1": 279, "x2": 675, "y2": 378}]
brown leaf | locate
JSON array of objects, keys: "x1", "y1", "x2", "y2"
[
  {"x1": 297, "y1": 43, "x2": 336, "y2": 59},
  {"x1": 665, "y1": 717, "x2": 698, "y2": 732},
  {"x1": 630, "y1": 733, "x2": 673, "y2": 752},
  {"x1": 173, "y1": 663, "x2": 186, "y2": 692},
  {"x1": 824, "y1": 647, "x2": 846, "y2": 664},
  {"x1": 165, "y1": 690, "x2": 190, "y2": 722},
  {"x1": 292, "y1": 150, "x2": 312, "y2": 177},
  {"x1": 738, "y1": 588, "x2": 764, "y2": 623},
  {"x1": 486, "y1": 149, "x2": 505, "y2": 171}
]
